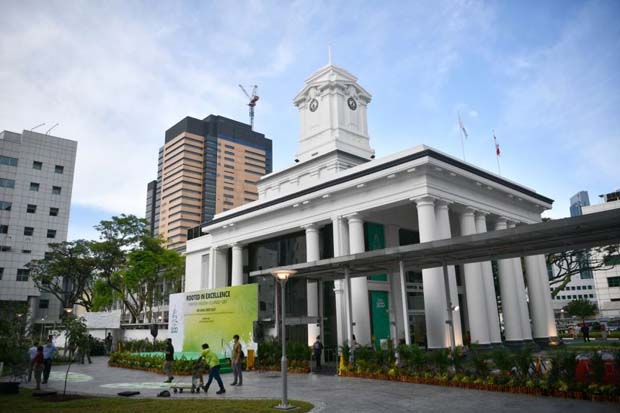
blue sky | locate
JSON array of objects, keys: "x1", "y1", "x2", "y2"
[{"x1": 1, "y1": 0, "x2": 618, "y2": 241}]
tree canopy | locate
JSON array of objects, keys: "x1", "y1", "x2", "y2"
[
  {"x1": 27, "y1": 214, "x2": 184, "y2": 323},
  {"x1": 564, "y1": 298, "x2": 597, "y2": 324}
]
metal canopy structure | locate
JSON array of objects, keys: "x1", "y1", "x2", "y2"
[{"x1": 250, "y1": 208, "x2": 620, "y2": 282}]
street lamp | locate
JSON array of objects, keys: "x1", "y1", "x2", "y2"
[{"x1": 271, "y1": 269, "x2": 297, "y2": 411}]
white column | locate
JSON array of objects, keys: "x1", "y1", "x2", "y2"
[
  {"x1": 385, "y1": 224, "x2": 403, "y2": 344},
  {"x1": 213, "y1": 247, "x2": 229, "y2": 288},
  {"x1": 508, "y1": 222, "x2": 533, "y2": 341},
  {"x1": 231, "y1": 243, "x2": 244, "y2": 286},
  {"x1": 475, "y1": 211, "x2": 502, "y2": 344},
  {"x1": 415, "y1": 196, "x2": 448, "y2": 349},
  {"x1": 332, "y1": 216, "x2": 347, "y2": 347},
  {"x1": 304, "y1": 224, "x2": 321, "y2": 345},
  {"x1": 399, "y1": 261, "x2": 411, "y2": 345},
  {"x1": 460, "y1": 207, "x2": 491, "y2": 345},
  {"x1": 344, "y1": 267, "x2": 354, "y2": 346},
  {"x1": 495, "y1": 218, "x2": 523, "y2": 342},
  {"x1": 525, "y1": 255, "x2": 549, "y2": 340},
  {"x1": 208, "y1": 247, "x2": 217, "y2": 289},
  {"x1": 434, "y1": 200, "x2": 463, "y2": 346},
  {"x1": 347, "y1": 214, "x2": 371, "y2": 345},
  {"x1": 537, "y1": 254, "x2": 558, "y2": 338}
]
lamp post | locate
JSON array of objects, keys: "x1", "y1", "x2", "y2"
[{"x1": 271, "y1": 269, "x2": 297, "y2": 411}]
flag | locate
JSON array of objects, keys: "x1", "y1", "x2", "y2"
[
  {"x1": 458, "y1": 113, "x2": 468, "y2": 138},
  {"x1": 493, "y1": 132, "x2": 501, "y2": 156}
]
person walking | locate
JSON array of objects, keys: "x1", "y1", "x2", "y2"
[
  {"x1": 313, "y1": 336, "x2": 323, "y2": 370},
  {"x1": 42, "y1": 336, "x2": 57, "y2": 384},
  {"x1": 105, "y1": 332, "x2": 113, "y2": 355},
  {"x1": 27, "y1": 341, "x2": 38, "y2": 382},
  {"x1": 583, "y1": 324, "x2": 591, "y2": 342},
  {"x1": 200, "y1": 343, "x2": 225, "y2": 394},
  {"x1": 32, "y1": 346, "x2": 44, "y2": 390},
  {"x1": 231, "y1": 334, "x2": 243, "y2": 386},
  {"x1": 79, "y1": 334, "x2": 93, "y2": 364},
  {"x1": 163, "y1": 338, "x2": 175, "y2": 383}
]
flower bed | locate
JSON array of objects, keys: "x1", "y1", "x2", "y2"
[{"x1": 337, "y1": 344, "x2": 620, "y2": 403}]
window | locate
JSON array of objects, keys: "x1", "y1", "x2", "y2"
[
  {"x1": 27, "y1": 204, "x2": 37, "y2": 213},
  {"x1": 244, "y1": 198, "x2": 255, "y2": 202},
  {"x1": 244, "y1": 190, "x2": 258, "y2": 196},
  {"x1": 47, "y1": 229, "x2": 57, "y2": 238},
  {"x1": 0, "y1": 225, "x2": 7, "y2": 234},
  {"x1": 32, "y1": 161, "x2": 42, "y2": 170},
  {"x1": 30, "y1": 182, "x2": 40, "y2": 191},
  {"x1": 39, "y1": 299, "x2": 49, "y2": 309},
  {"x1": 0, "y1": 268, "x2": 3, "y2": 280},
  {"x1": 244, "y1": 179, "x2": 256, "y2": 185},
  {"x1": 16, "y1": 269, "x2": 30, "y2": 281},
  {"x1": 608, "y1": 276, "x2": 620, "y2": 287},
  {"x1": 22, "y1": 249, "x2": 31, "y2": 254},
  {"x1": 225, "y1": 144, "x2": 234, "y2": 149},
  {"x1": 224, "y1": 175, "x2": 234, "y2": 181},
  {"x1": 224, "y1": 186, "x2": 234, "y2": 191},
  {"x1": 0, "y1": 201, "x2": 11, "y2": 211},
  {"x1": 52, "y1": 186, "x2": 61, "y2": 195},
  {"x1": 0, "y1": 245, "x2": 11, "y2": 252},
  {"x1": 224, "y1": 201, "x2": 234, "y2": 206},
  {"x1": 49, "y1": 207, "x2": 59, "y2": 216},
  {"x1": 224, "y1": 194, "x2": 234, "y2": 199},
  {"x1": 0, "y1": 178, "x2": 15, "y2": 188},
  {"x1": 0, "y1": 155, "x2": 18, "y2": 167},
  {"x1": 587, "y1": 285, "x2": 593, "y2": 289},
  {"x1": 225, "y1": 151, "x2": 234, "y2": 156},
  {"x1": 224, "y1": 164, "x2": 234, "y2": 169},
  {"x1": 54, "y1": 165, "x2": 64, "y2": 174},
  {"x1": 577, "y1": 286, "x2": 582, "y2": 290},
  {"x1": 224, "y1": 157, "x2": 235, "y2": 162},
  {"x1": 24, "y1": 227, "x2": 34, "y2": 236},
  {"x1": 244, "y1": 169, "x2": 263, "y2": 176}
]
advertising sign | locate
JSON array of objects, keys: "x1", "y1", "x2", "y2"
[{"x1": 168, "y1": 284, "x2": 258, "y2": 356}]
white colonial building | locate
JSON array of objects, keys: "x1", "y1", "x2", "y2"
[{"x1": 184, "y1": 62, "x2": 558, "y2": 350}]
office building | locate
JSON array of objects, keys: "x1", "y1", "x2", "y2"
[
  {"x1": 569, "y1": 190, "x2": 590, "y2": 217},
  {"x1": 145, "y1": 115, "x2": 272, "y2": 251},
  {"x1": 582, "y1": 190, "x2": 620, "y2": 318},
  {"x1": 0, "y1": 129, "x2": 77, "y2": 324}
]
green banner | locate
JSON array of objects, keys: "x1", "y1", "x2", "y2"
[
  {"x1": 180, "y1": 284, "x2": 258, "y2": 356},
  {"x1": 370, "y1": 291, "x2": 390, "y2": 348}
]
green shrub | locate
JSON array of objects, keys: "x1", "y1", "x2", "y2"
[{"x1": 491, "y1": 347, "x2": 513, "y2": 375}]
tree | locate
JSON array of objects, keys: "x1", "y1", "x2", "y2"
[
  {"x1": 61, "y1": 316, "x2": 88, "y2": 395},
  {"x1": 0, "y1": 301, "x2": 30, "y2": 381},
  {"x1": 564, "y1": 298, "x2": 597, "y2": 325},
  {"x1": 547, "y1": 244, "x2": 619, "y2": 298},
  {"x1": 90, "y1": 214, "x2": 184, "y2": 323},
  {"x1": 27, "y1": 240, "x2": 96, "y2": 311}
]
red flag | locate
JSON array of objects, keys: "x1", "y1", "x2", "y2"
[{"x1": 494, "y1": 133, "x2": 500, "y2": 156}]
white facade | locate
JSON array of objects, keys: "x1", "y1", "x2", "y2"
[
  {"x1": 0, "y1": 129, "x2": 77, "y2": 323},
  {"x1": 184, "y1": 62, "x2": 558, "y2": 348},
  {"x1": 582, "y1": 199, "x2": 620, "y2": 318}
]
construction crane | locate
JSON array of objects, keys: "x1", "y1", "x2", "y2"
[{"x1": 238, "y1": 84, "x2": 259, "y2": 130}]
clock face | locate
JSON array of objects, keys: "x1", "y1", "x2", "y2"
[
  {"x1": 309, "y1": 99, "x2": 319, "y2": 112},
  {"x1": 347, "y1": 97, "x2": 357, "y2": 111}
]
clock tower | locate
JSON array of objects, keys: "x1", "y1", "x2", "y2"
[{"x1": 293, "y1": 63, "x2": 374, "y2": 164}]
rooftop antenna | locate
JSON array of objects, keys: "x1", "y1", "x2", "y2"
[
  {"x1": 30, "y1": 123, "x2": 46, "y2": 131},
  {"x1": 238, "y1": 85, "x2": 259, "y2": 130},
  {"x1": 45, "y1": 123, "x2": 59, "y2": 135}
]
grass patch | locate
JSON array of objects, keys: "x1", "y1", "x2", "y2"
[{"x1": 0, "y1": 388, "x2": 313, "y2": 413}]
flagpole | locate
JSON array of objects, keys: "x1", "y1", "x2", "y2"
[
  {"x1": 493, "y1": 130, "x2": 501, "y2": 176},
  {"x1": 458, "y1": 111, "x2": 466, "y2": 161}
]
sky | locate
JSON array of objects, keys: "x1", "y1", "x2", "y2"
[{"x1": 1, "y1": 0, "x2": 618, "y2": 241}]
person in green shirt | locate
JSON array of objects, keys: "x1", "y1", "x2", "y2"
[{"x1": 200, "y1": 343, "x2": 225, "y2": 394}]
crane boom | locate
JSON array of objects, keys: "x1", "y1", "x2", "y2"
[{"x1": 238, "y1": 84, "x2": 259, "y2": 130}]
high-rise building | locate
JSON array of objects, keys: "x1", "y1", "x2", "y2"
[
  {"x1": 145, "y1": 115, "x2": 272, "y2": 251},
  {"x1": 0, "y1": 129, "x2": 77, "y2": 323},
  {"x1": 569, "y1": 190, "x2": 590, "y2": 217}
]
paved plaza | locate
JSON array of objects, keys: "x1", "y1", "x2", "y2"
[{"x1": 21, "y1": 356, "x2": 617, "y2": 412}]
